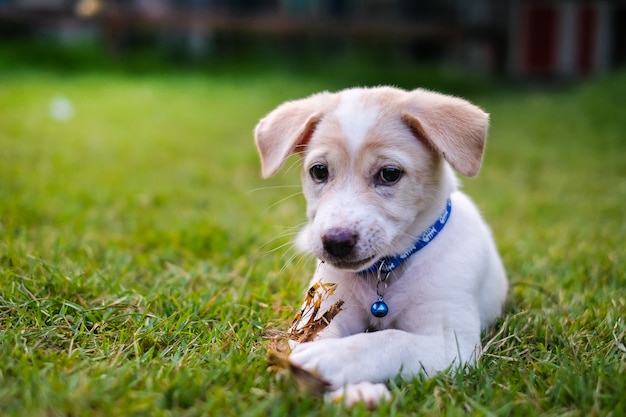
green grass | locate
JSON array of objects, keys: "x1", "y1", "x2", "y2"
[{"x1": 0, "y1": 56, "x2": 624, "y2": 416}]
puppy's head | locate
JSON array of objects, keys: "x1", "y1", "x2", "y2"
[{"x1": 255, "y1": 87, "x2": 489, "y2": 271}]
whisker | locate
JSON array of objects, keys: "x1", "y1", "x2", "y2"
[
  {"x1": 264, "y1": 239, "x2": 298, "y2": 256},
  {"x1": 244, "y1": 185, "x2": 302, "y2": 195},
  {"x1": 262, "y1": 191, "x2": 304, "y2": 213},
  {"x1": 249, "y1": 221, "x2": 307, "y2": 261},
  {"x1": 284, "y1": 156, "x2": 304, "y2": 175},
  {"x1": 251, "y1": 230, "x2": 300, "y2": 256},
  {"x1": 251, "y1": 240, "x2": 295, "y2": 260},
  {"x1": 279, "y1": 252, "x2": 316, "y2": 288},
  {"x1": 278, "y1": 251, "x2": 301, "y2": 275}
]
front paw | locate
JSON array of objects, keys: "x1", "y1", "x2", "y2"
[
  {"x1": 289, "y1": 337, "x2": 380, "y2": 390},
  {"x1": 326, "y1": 382, "x2": 391, "y2": 409}
]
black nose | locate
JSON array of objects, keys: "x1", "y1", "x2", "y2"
[{"x1": 322, "y1": 228, "x2": 358, "y2": 258}]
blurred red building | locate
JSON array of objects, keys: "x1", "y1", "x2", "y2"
[{"x1": 508, "y1": 1, "x2": 620, "y2": 77}]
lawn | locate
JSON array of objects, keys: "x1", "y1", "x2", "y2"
[{"x1": 0, "y1": 55, "x2": 624, "y2": 416}]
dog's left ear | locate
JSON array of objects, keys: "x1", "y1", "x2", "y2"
[
  {"x1": 254, "y1": 92, "x2": 331, "y2": 178},
  {"x1": 401, "y1": 89, "x2": 489, "y2": 177}
]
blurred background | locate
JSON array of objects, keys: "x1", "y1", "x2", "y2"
[
  {"x1": 1, "y1": 0, "x2": 624, "y2": 79},
  {"x1": 1, "y1": 6, "x2": 624, "y2": 415}
]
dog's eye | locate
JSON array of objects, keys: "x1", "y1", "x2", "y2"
[
  {"x1": 377, "y1": 167, "x2": 402, "y2": 185},
  {"x1": 309, "y1": 164, "x2": 329, "y2": 182}
]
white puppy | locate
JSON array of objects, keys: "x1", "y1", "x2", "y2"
[{"x1": 255, "y1": 87, "x2": 508, "y2": 407}]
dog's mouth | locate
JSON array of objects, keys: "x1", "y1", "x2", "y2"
[{"x1": 324, "y1": 255, "x2": 377, "y2": 272}]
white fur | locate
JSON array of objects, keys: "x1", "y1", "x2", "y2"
[
  {"x1": 334, "y1": 89, "x2": 379, "y2": 155},
  {"x1": 254, "y1": 87, "x2": 508, "y2": 407},
  {"x1": 325, "y1": 382, "x2": 391, "y2": 409}
]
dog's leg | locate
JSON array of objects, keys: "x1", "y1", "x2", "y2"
[{"x1": 290, "y1": 328, "x2": 479, "y2": 392}]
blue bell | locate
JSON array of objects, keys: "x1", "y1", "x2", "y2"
[{"x1": 371, "y1": 296, "x2": 388, "y2": 318}]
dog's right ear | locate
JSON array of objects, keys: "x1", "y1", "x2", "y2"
[{"x1": 254, "y1": 93, "x2": 330, "y2": 178}]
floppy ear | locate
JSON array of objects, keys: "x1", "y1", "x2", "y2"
[
  {"x1": 401, "y1": 89, "x2": 489, "y2": 177},
  {"x1": 254, "y1": 93, "x2": 330, "y2": 178}
]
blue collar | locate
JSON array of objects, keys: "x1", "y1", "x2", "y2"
[{"x1": 360, "y1": 198, "x2": 452, "y2": 275}]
